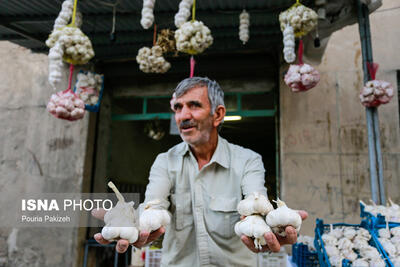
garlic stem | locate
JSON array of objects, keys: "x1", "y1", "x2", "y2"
[{"x1": 108, "y1": 181, "x2": 125, "y2": 203}]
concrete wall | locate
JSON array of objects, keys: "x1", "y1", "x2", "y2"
[
  {"x1": 0, "y1": 41, "x2": 92, "y2": 266},
  {"x1": 280, "y1": 0, "x2": 400, "y2": 235}
]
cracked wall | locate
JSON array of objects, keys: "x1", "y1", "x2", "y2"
[{"x1": 0, "y1": 41, "x2": 91, "y2": 267}]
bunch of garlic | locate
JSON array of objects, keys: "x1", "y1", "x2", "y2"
[
  {"x1": 297, "y1": 235, "x2": 316, "y2": 251},
  {"x1": 140, "y1": 0, "x2": 155, "y2": 29},
  {"x1": 283, "y1": 24, "x2": 296, "y2": 63},
  {"x1": 139, "y1": 199, "x2": 170, "y2": 232},
  {"x1": 101, "y1": 182, "x2": 139, "y2": 244},
  {"x1": 321, "y1": 225, "x2": 386, "y2": 266},
  {"x1": 156, "y1": 29, "x2": 176, "y2": 53},
  {"x1": 234, "y1": 215, "x2": 272, "y2": 250},
  {"x1": 266, "y1": 198, "x2": 302, "y2": 237},
  {"x1": 174, "y1": 0, "x2": 193, "y2": 28},
  {"x1": 360, "y1": 199, "x2": 400, "y2": 223},
  {"x1": 175, "y1": 20, "x2": 213, "y2": 54},
  {"x1": 48, "y1": 42, "x2": 64, "y2": 89},
  {"x1": 136, "y1": 46, "x2": 171, "y2": 73},
  {"x1": 235, "y1": 192, "x2": 274, "y2": 250},
  {"x1": 237, "y1": 192, "x2": 274, "y2": 216},
  {"x1": 47, "y1": 90, "x2": 85, "y2": 120},
  {"x1": 239, "y1": 10, "x2": 250, "y2": 45},
  {"x1": 279, "y1": 4, "x2": 318, "y2": 37},
  {"x1": 359, "y1": 80, "x2": 394, "y2": 108},
  {"x1": 284, "y1": 63, "x2": 320, "y2": 92},
  {"x1": 75, "y1": 72, "x2": 103, "y2": 105},
  {"x1": 377, "y1": 226, "x2": 400, "y2": 262},
  {"x1": 51, "y1": 0, "x2": 83, "y2": 31}
]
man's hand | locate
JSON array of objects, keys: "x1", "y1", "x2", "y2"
[
  {"x1": 91, "y1": 208, "x2": 165, "y2": 253},
  {"x1": 240, "y1": 210, "x2": 308, "y2": 253}
]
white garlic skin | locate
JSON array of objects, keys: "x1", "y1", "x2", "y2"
[
  {"x1": 352, "y1": 258, "x2": 369, "y2": 267},
  {"x1": 234, "y1": 215, "x2": 271, "y2": 250},
  {"x1": 47, "y1": 90, "x2": 85, "y2": 120},
  {"x1": 136, "y1": 45, "x2": 171, "y2": 73},
  {"x1": 141, "y1": 0, "x2": 155, "y2": 29},
  {"x1": 279, "y1": 4, "x2": 318, "y2": 36},
  {"x1": 360, "y1": 80, "x2": 394, "y2": 107},
  {"x1": 283, "y1": 25, "x2": 295, "y2": 63},
  {"x1": 237, "y1": 192, "x2": 273, "y2": 216},
  {"x1": 101, "y1": 182, "x2": 139, "y2": 244},
  {"x1": 265, "y1": 198, "x2": 302, "y2": 237},
  {"x1": 284, "y1": 64, "x2": 320, "y2": 92},
  {"x1": 174, "y1": 0, "x2": 193, "y2": 28},
  {"x1": 175, "y1": 20, "x2": 213, "y2": 54},
  {"x1": 239, "y1": 10, "x2": 250, "y2": 45},
  {"x1": 139, "y1": 199, "x2": 171, "y2": 232}
]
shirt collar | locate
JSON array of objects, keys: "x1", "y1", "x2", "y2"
[{"x1": 178, "y1": 135, "x2": 230, "y2": 169}]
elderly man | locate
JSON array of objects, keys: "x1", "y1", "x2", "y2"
[{"x1": 93, "y1": 77, "x2": 307, "y2": 266}]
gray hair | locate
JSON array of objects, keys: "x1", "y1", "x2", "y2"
[{"x1": 174, "y1": 77, "x2": 225, "y2": 115}]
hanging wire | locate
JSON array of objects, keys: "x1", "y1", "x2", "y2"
[
  {"x1": 192, "y1": 0, "x2": 196, "y2": 21},
  {"x1": 153, "y1": 24, "x2": 157, "y2": 46},
  {"x1": 94, "y1": 0, "x2": 120, "y2": 42}
]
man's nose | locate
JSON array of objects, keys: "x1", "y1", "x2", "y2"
[{"x1": 179, "y1": 105, "x2": 192, "y2": 120}]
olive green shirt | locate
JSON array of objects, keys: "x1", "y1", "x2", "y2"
[{"x1": 143, "y1": 136, "x2": 267, "y2": 267}]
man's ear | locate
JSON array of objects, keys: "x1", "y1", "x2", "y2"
[{"x1": 213, "y1": 105, "x2": 226, "y2": 127}]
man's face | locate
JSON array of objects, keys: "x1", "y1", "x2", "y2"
[{"x1": 172, "y1": 86, "x2": 215, "y2": 146}]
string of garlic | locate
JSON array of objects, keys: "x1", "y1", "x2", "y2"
[
  {"x1": 283, "y1": 24, "x2": 296, "y2": 63},
  {"x1": 239, "y1": 10, "x2": 250, "y2": 45},
  {"x1": 136, "y1": 46, "x2": 171, "y2": 73},
  {"x1": 174, "y1": 0, "x2": 193, "y2": 28},
  {"x1": 175, "y1": 20, "x2": 213, "y2": 54},
  {"x1": 140, "y1": 0, "x2": 155, "y2": 29},
  {"x1": 279, "y1": 4, "x2": 318, "y2": 37},
  {"x1": 47, "y1": 90, "x2": 85, "y2": 120},
  {"x1": 360, "y1": 80, "x2": 394, "y2": 108},
  {"x1": 284, "y1": 63, "x2": 320, "y2": 92}
]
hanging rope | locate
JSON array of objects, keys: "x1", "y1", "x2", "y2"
[
  {"x1": 153, "y1": 24, "x2": 157, "y2": 46},
  {"x1": 298, "y1": 39, "x2": 304, "y2": 65},
  {"x1": 367, "y1": 62, "x2": 379, "y2": 80},
  {"x1": 67, "y1": 64, "x2": 75, "y2": 92},
  {"x1": 192, "y1": 0, "x2": 196, "y2": 22},
  {"x1": 71, "y1": 0, "x2": 78, "y2": 26},
  {"x1": 190, "y1": 56, "x2": 196, "y2": 77}
]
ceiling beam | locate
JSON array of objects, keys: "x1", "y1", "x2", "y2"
[{"x1": 0, "y1": 23, "x2": 45, "y2": 45}]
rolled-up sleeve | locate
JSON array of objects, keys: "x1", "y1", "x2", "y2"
[
  {"x1": 141, "y1": 153, "x2": 172, "y2": 211},
  {"x1": 240, "y1": 152, "x2": 267, "y2": 198}
]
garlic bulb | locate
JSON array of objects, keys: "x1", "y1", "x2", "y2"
[
  {"x1": 101, "y1": 182, "x2": 139, "y2": 243},
  {"x1": 279, "y1": 4, "x2": 318, "y2": 37},
  {"x1": 48, "y1": 42, "x2": 64, "y2": 89},
  {"x1": 353, "y1": 237, "x2": 370, "y2": 250},
  {"x1": 391, "y1": 256, "x2": 400, "y2": 266},
  {"x1": 337, "y1": 237, "x2": 353, "y2": 251},
  {"x1": 284, "y1": 63, "x2": 320, "y2": 92},
  {"x1": 139, "y1": 199, "x2": 171, "y2": 232},
  {"x1": 352, "y1": 258, "x2": 369, "y2": 267},
  {"x1": 341, "y1": 249, "x2": 357, "y2": 262},
  {"x1": 175, "y1": 20, "x2": 213, "y2": 54},
  {"x1": 378, "y1": 228, "x2": 391, "y2": 239},
  {"x1": 136, "y1": 46, "x2": 171, "y2": 73},
  {"x1": 322, "y1": 233, "x2": 338, "y2": 246},
  {"x1": 369, "y1": 258, "x2": 386, "y2": 267},
  {"x1": 237, "y1": 192, "x2": 274, "y2": 216},
  {"x1": 391, "y1": 227, "x2": 400, "y2": 237},
  {"x1": 359, "y1": 246, "x2": 380, "y2": 259},
  {"x1": 234, "y1": 215, "x2": 271, "y2": 250},
  {"x1": 325, "y1": 245, "x2": 340, "y2": 257},
  {"x1": 357, "y1": 228, "x2": 371, "y2": 240},
  {"x1": 75, "y1": 72, "x2": 103, "y2": 105},
  {"x1": 343, "y1": 228, "x2": 357, "y2": 240},
  {"x1": 140, "y1": 0, "x2": 155, "y2": 29},
  {"x1": 239, "y1": 10, "x2": 250, "y2": 45},
  {"x1": 47, "y1": 90, "x2": 85, "y2": 120},
  {"x1": 378, "y1": 238, "x2": 397, "y2": 257},
  {"x1": 297, "y1": 235, "x2": 316, "y2": 251},
  {"x1": 329, "y1": 255, "x2": 343, "y2": 267},
  {"x1": 265, "y1": 198, "x2": 302, "y2": 237},
  {"x1": 330, "y1": 225, "x2": 344, "y2": 239},
  {"x1": 360, "y1": 80, "x2": 394, "y2": 107},
  {"x1": 283, "y1": 24, "x2": 296, "y2": 63},
  {"x1": 174, "y1": 0, "x2": 193, "y2": 28}
]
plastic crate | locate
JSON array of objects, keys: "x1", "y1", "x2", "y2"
[
  {"x1": 144, "y1": 247, "x2": 162, "y2": 267},
  {"x1": 314, "y1": 219, "x2": 390, "y2": 267},
  {"x1": 292, "y1": 243, "x2": 319, "y2": 267},
  {"x1": 360, "y1": 202, "x2": 400, "y2": 227},
  {"x1": 257, "y1": 252, "x2": 287, "y2": 267},
  {"x1": 368, "y1": 223, "x2": 398, "y2": 267}
]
